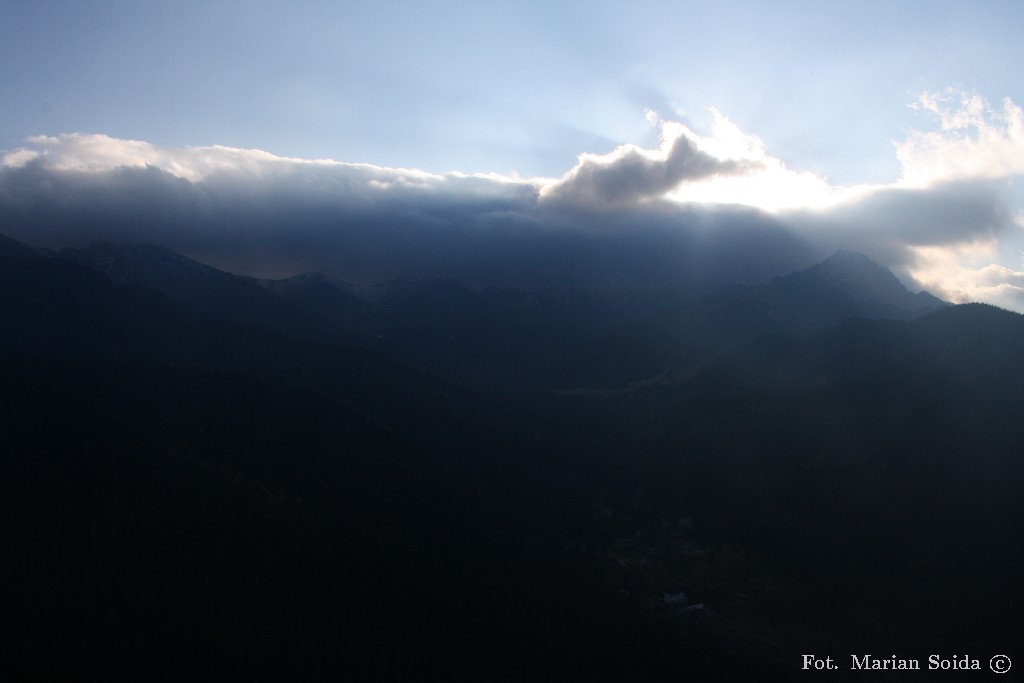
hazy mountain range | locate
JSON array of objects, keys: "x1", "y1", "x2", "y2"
[{"x1": 47, "y1": 237, "x2": 949, "y2": 389}]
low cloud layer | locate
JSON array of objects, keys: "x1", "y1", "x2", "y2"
[
  {"x1": 0, "y1": 128, "x2": 814, "y2": 289},
  {"x1": 3, "y1": 92, "x2": 1023, "y2": 305}
]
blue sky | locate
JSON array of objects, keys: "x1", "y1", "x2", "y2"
[
  {"x1": 5, "y1": 0, "x2": 1021, "y2": 179},
  {"x1": 3, "y1": 1, "x2": 1024, "y2": 307}
]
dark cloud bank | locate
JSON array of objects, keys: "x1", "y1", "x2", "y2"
[
  {"x1": 0, "y1": 157, "x2": 814, "y2": 289},
  {"x1": 0, "y1": 144, "x2": 1010, "y2": 292}
]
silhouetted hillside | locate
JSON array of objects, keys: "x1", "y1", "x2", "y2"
[
  {"x1": 1, "y1": 228, "x2": 1020, "y2": 681},
  {"x1": 760, "y1": 249, "x2": 948, "y2": 333},
  {"x1": 0, "y1": 251, "x2": 483, "y2": 459},
  {"x1": 60, "y1": 242, "x2": 310, "y2": 333},
  {"x1": 599, "y1": 303, "x2": 1024, "y2": 653},
  {"x1": 42, "y1": 237, "x2": 951, "y2": 390},
  {"x1": 265, "y1": 272, "x2": 691, "y2": 388},
  {"x1": 0, "y1": 354, "x2": 616, "y2": 681}
]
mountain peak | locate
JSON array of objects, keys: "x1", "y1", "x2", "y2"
[
  {"x1": 60, "y1": 242, "x2": 221, "y2": 282},
  {"x1": 759, "y1": 250, "x2": 948, "y2": 333},
  {"x1": 822, "y1": 249, "x2": 881, "y2": 269},
  {"x1": 814, "y1": 250, "x2": 909, "y2": 298}
]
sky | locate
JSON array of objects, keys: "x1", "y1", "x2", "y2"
[{"x1": 3, "y1": 1, "x2": 1024, "y2": 308}]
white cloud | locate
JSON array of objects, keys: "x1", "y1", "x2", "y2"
[
  {"x1": 897, "y1": 90, "x2": 1024, "y2": 187},
  {"x1": 0, "y1": 132, "x2": 536, "y2": 196},
  {"x1": 883, "y1": 92, "x2": 1024, "y2": 310},
  {"x1": 907, "y1": 239, "x2": 1024, "y2": 311},
  {"x1": 611, "y1": 108, "x2": 874, "y2": 213}
]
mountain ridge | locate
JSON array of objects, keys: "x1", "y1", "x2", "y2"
[
  {"x1": 1, "y1": 231, "x2": 954, "y2": 388},
  {"x1": 759, "y1": 248, "x2": 949, "y2": 333}
]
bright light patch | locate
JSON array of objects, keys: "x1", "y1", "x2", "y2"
[
  {"x1": 668, "y1": 154, "x2": 870, "y2": 212},
  {"x1": 897, "y1": 91, "x2": 1024, "y2": 187},
  {"x1": 697, "y1": 108, "x2": 764, "y2": 161},
  {"x1": 1, "y1": 148, "x2": 41, "y2": 167},
  {"x1": 662, "y1": 109, "x2": 875, "y2": 212},
  {"x1": 908, "y1": 239, "x2": 1024, "y2": 312}
]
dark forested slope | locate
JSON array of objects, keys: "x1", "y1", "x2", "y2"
[{"x1": 2, "y1": 231, "x2": 1020, "y2": 680}]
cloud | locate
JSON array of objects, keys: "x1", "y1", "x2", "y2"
[
  {"x1": 660, "y1": 91, "x2": 1024, "y2": 308},
  {"x1": 897, "y1": 90, "x2": 1024, "y2": 186},
  {"x1": 879, "y1": 91, "x2": 1024, "y2": 306},
  {"x1": 2, "y1": 91, "x2": 1023, "y2": 307},
  {"x1": 781, "y1": 177, "x2": 1016, "y2": 270},
  {"x1": 0, "y1": 132, "x2": 813, "y2": 288},
  {"x1": 540, "y1": 113, "x2": 762, "y2": 208},
  {"x1": 906, "y1": 241, "x2": 1024, "y2": 311}
]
